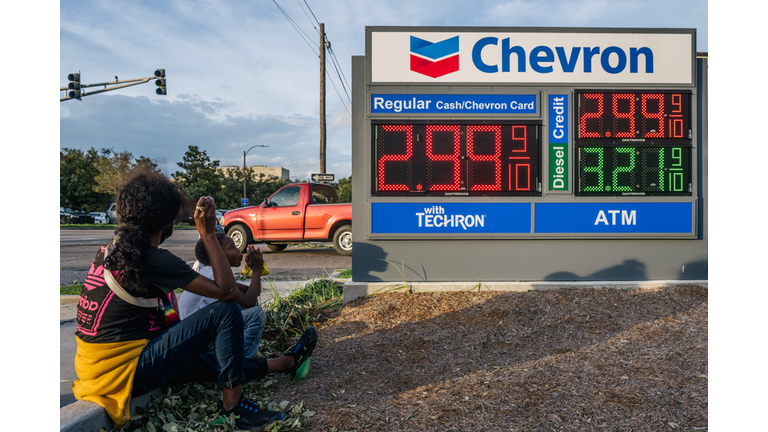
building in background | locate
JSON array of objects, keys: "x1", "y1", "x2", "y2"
[{"x1": 218, "y1": 165, "x2": 290, "y2": 180}]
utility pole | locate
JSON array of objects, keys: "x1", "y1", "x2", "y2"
[{"x1": 319, "y1": 23, "x2": 327, "y2": 174}]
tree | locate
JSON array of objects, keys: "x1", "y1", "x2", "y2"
[
  {"x1": 93, "y1": 148, "x2": 159, "y2": 195},
  {"x1": 172, "y1": 145, "x2": 222, "y2": 202},
  {"x1": 60, "y1": 148, "x2": 113, "y2": 211},
  {"x1": 336, "y1": 176, "x2": 352, "y2": 203},
  {"x1": 218, "y1": 168, "x2": 290, "y2": 209}
]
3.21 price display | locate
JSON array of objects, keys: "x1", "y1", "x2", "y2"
[
  {"x1": 373, "y1": 121, "x2": 540, "y2": 196},
  {"x1": 577, "y1": 146, "x2": 691, "y2": 196}
]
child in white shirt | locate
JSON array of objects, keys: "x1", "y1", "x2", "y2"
[{"x1": 178, "y1": 232, "x2": 266, "y2": 357}]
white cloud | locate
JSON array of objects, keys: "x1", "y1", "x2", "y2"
[{"x1": 60, "y1": 0, "x2": 707, "y2": 185}]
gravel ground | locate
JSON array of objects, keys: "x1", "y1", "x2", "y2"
[{"x1": 271, "y1": 284, "x2": 708, "y2": 431}]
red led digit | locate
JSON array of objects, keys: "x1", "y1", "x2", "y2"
[
  {"x1": 672, "y1": 94, "x2": 682, "y2": 113},
  {"x1": 641, "y1": 94, "x2": 665, "y2": 138},
  {"x1": 669, "y1": 118, "x2": 683, "y2": 138},
  {"x1": 377, "y1": 125, "x2": 413, "y2": 191},
  {"x1": 509, "y1": 125, "x2": 531, "y2": 191},
  {"x1": 612, "y1": 93, "x2": 635, "y2": 137},
  {"x1": 580, "y1": 93, "x2": 603, "y2": 138},
  {"x1": 467, "y1": 125, "x2": 501, "y2": 191},
  {"x1": 515, "y1": 164, "x2": 531, "y2": 191},
  {"x1": 511, "y1": 125, "x2": 527, "y2": 153},
  {"x1": 426, "y1": 124, "x2": 461, "y2": 191}
]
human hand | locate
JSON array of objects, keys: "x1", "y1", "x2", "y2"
[
  {"x1": 243, "y1": 244, "x2": 264, "y2": 270},
  {"x1": 193, "y1": 196, "x2": 218, "y2": 236}
]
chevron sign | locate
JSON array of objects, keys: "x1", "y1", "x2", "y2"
[{"x1": 410, "y1": 35, "x2": 459, "y2": 78}]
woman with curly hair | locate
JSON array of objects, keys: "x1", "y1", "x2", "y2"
[{"x1": 72, "y1": 168, "x2": 317, "y2": 431}]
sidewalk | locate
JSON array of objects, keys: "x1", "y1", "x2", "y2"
[{"x1": 60, "y1": 276, "x2": 328, "y2": 432}]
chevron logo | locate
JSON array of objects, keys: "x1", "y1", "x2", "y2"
[{"x1": 410, "y1": 36, "x2": 459, "y2": 78}]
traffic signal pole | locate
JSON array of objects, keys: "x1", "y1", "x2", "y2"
[{"x1": 61, "y1": 69, "x2": 166, "y2": 102}]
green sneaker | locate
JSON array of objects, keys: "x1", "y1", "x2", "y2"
[
  {"x1": 292, "y1": 356, "x2": 311, "y2": 381},
  {"x1": 285, "y1": 326, "x2": 317, "y2": 378}
]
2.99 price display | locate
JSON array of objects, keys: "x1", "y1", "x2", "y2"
[
  {"x1": 373, "y1": 122, "x2": 540, "y2": 196},
  {"x1": 577, "y1": 91, "x2": 691, "y2": 144}
]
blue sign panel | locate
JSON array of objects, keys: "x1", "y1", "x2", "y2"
[
  {"x1": 241, "y1": 198, "x2": 249, "y2": 207},
  {"x1": 371, "y1": 94, "x2": 537, "y2": 114},
  {"x1": 372, "y1": 202, "x2": 531, "y2": 234},
  {"x1": 548, "y1": 94, "x2": 568, "y2": 144},
  {"x1": 534, "y1": 202, "x2": 693, "y2": 233}
]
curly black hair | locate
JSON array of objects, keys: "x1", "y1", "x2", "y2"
[
  {"x1": 193, "y1": 232, "x2": 227, "y2": 267},
  {"x1": 104, "y1": 167, "x2": 190, "y2": 294}
]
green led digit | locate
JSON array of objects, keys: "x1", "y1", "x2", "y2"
[
  {"x1": 582, "y1": 147, "x2": 604, "y2": 192},
  {"x1": 671, "y1": 147, "x2": 682, "y2": 167},
  {"x1": 668, "y1": 147, "x2": 683, "y2": 192},
  {"x1": 612, "y1": 147, "x2": 635, "y2": 192},
  {"x1": 640, "y1": 148, "x2": 663, "y2": 192}
]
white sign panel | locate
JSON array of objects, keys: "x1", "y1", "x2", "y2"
[{"x1": 371, "y1": 30, "x2": 693, "y2": 84}]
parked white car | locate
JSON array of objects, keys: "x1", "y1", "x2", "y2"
[
  {"x1": 89, "y1": 212, "x2": 108, "y2": 224},
  {"x1": 106, "y1": 203, "x2": 117, "y2": 224}
]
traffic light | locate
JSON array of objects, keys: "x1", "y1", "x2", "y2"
[
  {"x1": 154, "y1": 69, "x2": 166, "y2": 95},
  {"x1": 67, "y1": 72, "x2": 81, "y2": 100}
]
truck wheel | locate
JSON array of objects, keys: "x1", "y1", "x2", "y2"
[
  {"x1": 227, "y1": 225, "x2": 251, "y2": 253},
  {"x1": 333, "y1": 224, "x2": 352, "y2": 256},
  {"x1": 266, "y1": 243, "x2": 287, "y2": 252}
]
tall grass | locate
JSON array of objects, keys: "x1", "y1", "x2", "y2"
[{"x1": 261, "y1": 278, "x2": 343, "y2": 348}]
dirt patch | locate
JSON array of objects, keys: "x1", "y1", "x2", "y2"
[{"x1": 272, "y1": 285, "x2": 707, "y2": 431}]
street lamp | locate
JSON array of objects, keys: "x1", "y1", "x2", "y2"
[{"x1": 243, "y1": 145, "x2": 268, "y2": 200}]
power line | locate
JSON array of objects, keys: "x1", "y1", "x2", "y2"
[
  {"x1": 302, "y1": 0, "x2": 321, "y2": 27},
  {"x1": 272, "y1": 0, "x2": 350, "y2": 115},
  {"x1": 326, "y1": 68, "x2": 350, "y2": 116},
  {"x1": 295, "y1": 0, "x2": 319, "y2": 34},
  {"x1": 327, "y1": 45, "x2": 351, "y2": 104},
  {"x1": 272, "y1": 0, "x2": 318, "y2": 56}
]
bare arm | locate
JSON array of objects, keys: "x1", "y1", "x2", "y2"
[
  {"x1": 234, "y1": 245, "x2": 263, "y2": 308},
  {"x1": 180, "y1": 196, "x2": 238, "y2": 301}
]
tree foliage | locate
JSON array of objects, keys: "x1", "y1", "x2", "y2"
[
  {"x1": 60, "y1": 147, "x2": 162, "y2": 212},
  {"x1": 60, "y1": 144, "x2": 291, "y2": 215},
  {"x1": 219, "y1": 167, "x2": 290, "y2": 209},
  {"x1": 171, "y1": 145, "x2": 222, "y2": 201},
  {"x1": 172, "y1": 145, "x2": 288, "y2": 210},
  {"x1": 60, "y1": 148, "x2": 111, "y2": 211},
  {"x1": 335, "y1": 176, "x2": 352, "y2": 203}
]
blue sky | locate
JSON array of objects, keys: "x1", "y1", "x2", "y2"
[{"x1": 59, "y1": 0, "x2": 708, "y2": 180}]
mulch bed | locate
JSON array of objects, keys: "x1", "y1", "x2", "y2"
[{"x1": 271, "y1": 285, "x2": 707, "y2": 431}]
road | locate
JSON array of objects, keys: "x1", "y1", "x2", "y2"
[{"x1": 60, "y1": 228, "x2": 351, "y2": 285}]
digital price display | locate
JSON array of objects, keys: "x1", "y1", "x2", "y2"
[
  {"x1": 577, "y1": 146, "x2": 691, "y2": 196},
  {"x1": 575, "y1": 90, "x2": 692, "y2": 196},
  {"x1": 373, "y1": 121, "x2": 540, "y2": 196},
  {"x1": 577, "y1": 91, "x2": 692, "y2": 144}
]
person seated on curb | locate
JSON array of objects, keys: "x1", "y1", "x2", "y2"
[
  {"x1": 178, "y1": 233, "x2": 266, "y2": 358},
  {"x1": 72, "y1": 168, "x2": 318, "y2": 431}
]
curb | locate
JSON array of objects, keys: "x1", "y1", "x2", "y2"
[
  {"x1": 60, "y1": 390, "x2": 160, "y2": 432},
  {"x1": 342, "y1": 279, "x2": 709, "y2": 304}
]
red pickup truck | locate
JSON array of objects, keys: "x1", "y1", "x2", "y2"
[{"x1": 220, "y1": 182, "x2": 353, "y2": 256}]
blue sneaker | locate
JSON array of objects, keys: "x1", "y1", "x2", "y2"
[
  {"x1": 215, "y1": 396, "x2": 283, "y2": 430},
  {"x1": 285, "y1": 326, "x2": 317, "y2": 377}
]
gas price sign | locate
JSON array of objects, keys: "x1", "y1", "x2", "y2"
[
  {"x1": 372, "y1": 121, "x2": 540, "y2": 196},
  {"x1": 575, "y1": 91, "x2": 692, "y2": 196}
]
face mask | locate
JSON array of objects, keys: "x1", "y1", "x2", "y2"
[{"x1": 160, "y1": 225, "x2": 174, "y2": 244}]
